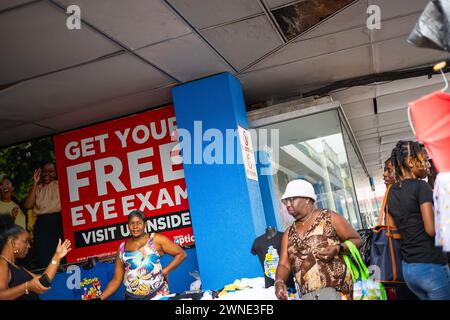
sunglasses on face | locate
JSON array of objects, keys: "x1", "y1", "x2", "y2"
[{"x1": 282, "y1": 197, "x2": 301, "y2": 205}]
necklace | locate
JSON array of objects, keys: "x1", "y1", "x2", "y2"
[{"x1": 296, "y1": 209, "x2": 316, "y2": 226}]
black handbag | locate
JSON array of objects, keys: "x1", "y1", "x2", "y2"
[{"x1": 370, "y1": 185, "x2": 404, "y2": 282}]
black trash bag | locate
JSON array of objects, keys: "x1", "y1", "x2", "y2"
[
  {"x1": 408, "y1": 0, "x2": 450, "y2": 52},
  {"x1": 357, "y1": 229, "x2": 372, "y2": 266}
]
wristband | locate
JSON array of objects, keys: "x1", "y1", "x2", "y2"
[{"x1": 25, "y1": 281, "x2": 29, "y2": 295}]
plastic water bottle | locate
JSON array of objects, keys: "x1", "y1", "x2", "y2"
[{"x1": 264, "y1": 246, "x2": 279, "y2": 280}]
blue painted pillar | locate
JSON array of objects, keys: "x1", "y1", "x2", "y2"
[
  {"x1": 172, "y1": 73, "x2": 266, "y2": 290},
  {"x1": 256, "y1": 150, "x2": 283, "y2": 232}
]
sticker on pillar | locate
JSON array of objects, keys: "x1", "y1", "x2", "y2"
[{"x1": 238, "y1": 126, "x2": 258, "y2": 181}]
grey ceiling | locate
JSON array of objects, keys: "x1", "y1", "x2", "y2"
[{"x1": 0, "y1": 0, "x2": 448, "y2": 183}]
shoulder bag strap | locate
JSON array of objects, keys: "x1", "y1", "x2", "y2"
[{"x1": 377, "y1": 184, "x2": 392, "y2": 226}]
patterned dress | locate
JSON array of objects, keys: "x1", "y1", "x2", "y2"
[
  {"x1": 287, "y1": 209, "x2": 352, "y2": 295},
  {"x1": 119, "y1": 233, "x2": 170, "y2": 299}
]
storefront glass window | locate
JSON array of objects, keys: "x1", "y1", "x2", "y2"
[
  {"x1": 338, "y1": 112, "x2": 379, "y2": 228},
  {"x1": 256, "y1": 109, "x2": 363, "y2": 230}
]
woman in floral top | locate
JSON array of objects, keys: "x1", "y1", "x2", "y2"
[{"x1": 100, "y1": 210, "x2": 187, "y2": 300}]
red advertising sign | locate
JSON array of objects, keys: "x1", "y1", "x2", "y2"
[{"x1": 53, "y1": 105, "x2": 194, "y2": 263}]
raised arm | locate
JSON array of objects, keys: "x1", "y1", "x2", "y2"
[
  {"x1": 41, "y1": 239, "x2": 72, "y2": 281},
  {"x1": 24, "y1": 169, "x2": 41, "y2": 209}
]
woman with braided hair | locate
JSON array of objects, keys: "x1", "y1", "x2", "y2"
[
  {"x1": 0, "y1": 214, "x2": 71, "y2": 300},
  {"x1": 387, "y1": 140, "x2": 450, "y2": 300}
]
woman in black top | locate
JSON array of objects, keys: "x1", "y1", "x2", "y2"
[
  {"x1": 0, "y1": 214, "x2": 71, "y2": 300},
  {"x1": 388, "y1": 141, "x2": 450, "y2": 300}
]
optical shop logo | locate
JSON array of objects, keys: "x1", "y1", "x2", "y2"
[
  {"x1": 169, "y1": 122, "x2": 280, "y2": 176},
  {"x1": 173, "y1": 234, "x2": 195, "y2": 247},
  {"x1": 66, "y1": 5, "x2": 81, "y2": 30}
]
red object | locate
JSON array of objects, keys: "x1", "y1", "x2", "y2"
[
  {"x1": 53, "y1": 105, "x2": 194, "y2": 263},
  {"x1": 409, "y1": 91, "x2": 450, "y2": 172}
]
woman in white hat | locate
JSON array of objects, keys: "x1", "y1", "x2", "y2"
[{"x1": 274, "y1": 179, "x2": 361, "y2": 300}]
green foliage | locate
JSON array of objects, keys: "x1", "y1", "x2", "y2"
[{"x1": 0, "y1": 137, "x2": 55, "y2": 203}]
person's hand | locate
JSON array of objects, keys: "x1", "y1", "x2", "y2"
[
  {"x1": 275, "y1": 280, "x2": 288, "y2": 300},
  {"x1": 28, "y1": 277, "x2": 50, "y2": 294},
  {"x1": 33, "y1": 169, "x2": 42, "y2": 185},
  {"x1": 11, "y1": 207, "x2": 19, "y2": 219},
  {"x1": 316, "y1": 245, "x2": 340, "y2": 262},
  {"x1": 162, "y1": 268, "x2": 169, "y2": 284},
  {"x1": 55, "y1": 239, "x2": 72, "y2": 260}
]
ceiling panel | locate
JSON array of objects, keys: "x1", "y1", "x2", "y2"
[
  {"x1": 378, "y1": 123, "x2": 412, "y2": 137},
  {"x1": 341, "y1": 99, "x2": 374, "y2": 120},
  {"x1": 371, "y1": 13, "x2": 420, "y2": 43},
  {"x1": 376, "y1": 74, "x2": 443, "y2": 97},
  {"x1": 264, "y1": 0, "x2": 301, "y2": 9},
  {"x1": 57, "y1": 0, "x2": 192, "y2": 50},
  {"x1": 0, "y1": 0, "x2": 34, "y2": 11},
  {"x1": 373, "y1": 36, "x2": 449, "y2": 73},
  {"x1": 0, "y1": 124, "x2": 56, "y2": 148},
  {"x1": 299, "y1": 0, "x2": 367, "y2": 39},
  {"x1": 240, "y1": 45, "x2": 373, "y2": 103},
  {"x1": 0, "y1": 118, "x2": 27, "y2": 130},
  {"x1": 136, "y1": 33, "x2": 233, "y2": 82},
  {"x1": 377, "y1": 109, "x2": 411, "y2": 127},
  {"x1": 348, "y1": 114, "x2": 377, "y2": 133},
  {"x1": 356, "y1": 131, "x2": 379, "y2": 142},
  {"x1": 35, "y1": 87, "x2": 173, "y2": 132},
  {"x1": 0, "y1": 54, "x2": 175, "y2": 122},
  {"x1": 376, "y1": 84, "x2": 442, "y2": 113},
  {"x1": 361, "y1": 152, "x2": 381, "y2": 163},
  {"x1": 250, "y1": 27, "x2": 370, "y2": 72},
  {"x1": 380, "y1": 131, "x2": 414, "y2": 145},
  {"x1": 330, "y1": 85, "x2": 375, "y2": 105},
  {"x1": 359, "y1": 136, "x2": 380, "y2": 148},
  {"x1": 381, "y1": 141, "x2": 398, "y2": 154},
  {"x1": 369, "y1": 0, "x2": 428, "y2": 21},
  {"x1": 167, "y1": 0, "x2": 263, "y2": 30},
  {"x1": 0, "y1": 1, "x2": 120, "y2": 85},
  {"x1": 201, "y1": 15, "x2": 283, "y2": 70}
]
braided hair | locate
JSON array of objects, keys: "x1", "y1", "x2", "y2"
[
  {"x1": 390, "y1": 140, "x2": 423, "y2": 186},
  {"x1": 0, "y1": 214, "x2": 25, "y2": 253}
]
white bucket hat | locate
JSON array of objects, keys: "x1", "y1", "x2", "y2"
[{"x1": 281, "y1": 179, "x2": 317, "y2": 202}]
